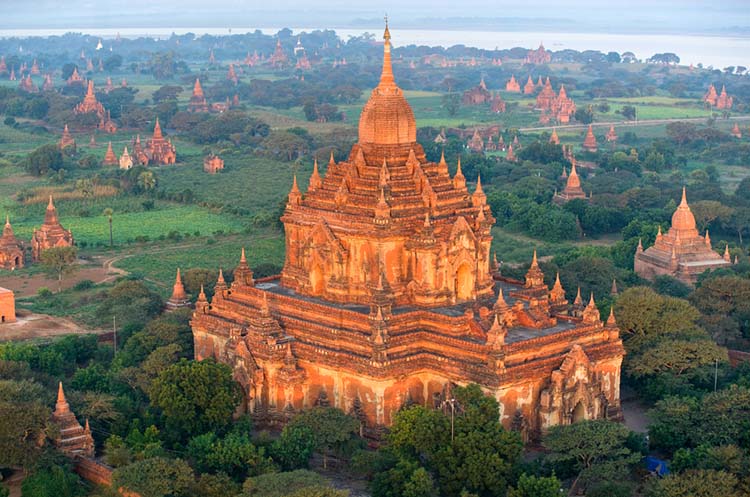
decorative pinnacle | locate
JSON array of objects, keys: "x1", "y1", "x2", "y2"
[
  {"x1": 240, "y1": 247, "x2": 247, "y2": 263},
  {"x1": 680, "y1": 186, "x2": 688, "y2": 206}
]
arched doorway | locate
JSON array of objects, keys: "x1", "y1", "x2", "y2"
[
  {"x1": 309, "y1": 264, "x2": 324, "y2": 296},
  {"x1": 572, "y1": 401, "x2": 587, "y2": 423},
  {"x1": 455, "y1": 263, "x2": 474, "y2": 300}
]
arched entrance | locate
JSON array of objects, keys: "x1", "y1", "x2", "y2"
[
  {"x1": 309, "y1": 264, "x2": 324, "y2": 296},
  {"x1": 572, "y1": 401, "x2": 587, "y2": 423},
  {"x1": 455, "y1": 263, "x2": 474, "y2": 300}
]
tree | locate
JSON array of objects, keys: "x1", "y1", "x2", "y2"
[
  {"x1": 149, "y1": 359, "x2": 241, "y2": 437},
  {"x1": 628, "y1": 338, "x2": 726, "y2": 377},
  {"x1": 112, "y1": 457, "x2": 195, "y2": 497},
  {"x1": 442, "y1": 93, "x2": 460, "y2": 117},
  {"x1": 690, "y1": 276, "x2": 750, "y2": 344},
  {"x1": 24, "y1": 144, "x2": 65, "y2": 176},
  {"x1": 0, "y1": 380, "x2": 50, "y2": 469},
  {"x1": 103, "y1": 208, "x2": 114, "y2": 248},
  {"x1": 286, "y1": 407, "x2": 360, "y2": 469},
  {"x1": 690, "y1": 201, "x2": 733, "y2": 232},
  {"x1": 242, "y1": 469, "x2": 336, "y2": 497},
  {"x1": 21, "y1": 464, "x2": 86, "y2": 497},
  {"x1": 194, "y1": 473, "x2": 241, "y2": 497},
  {"x1": 270, "y1": 424, "x2": 317, "y2": 470},
  {"x1": 138, "y1": 170, "x2": 157, "y2": 191},
  {"x1": 188, "y1": 431, "x2": 275, "y2": 480},
  {"x1": 644, "y1": 469, "x2": 740, "y2": 497},
  {"x1": 544, "y1": 420, "x2": 639, "y2": 491},
  {"x1": 621, "y1": 105, "x2": 636, "y2": 121},
  {"x1": 507, "y1": 473, "x2": 562, "y2": 497},
  {"x1": 40, "y1": 246, "x2": 78, "y2": 291}
]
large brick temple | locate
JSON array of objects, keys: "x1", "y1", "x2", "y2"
[{"x1": 192, "y1": 24, "x2": 624, "y2": 440}]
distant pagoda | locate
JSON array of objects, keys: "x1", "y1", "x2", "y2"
[{"x1": 51, "y1": 383, "x2": 94, "y2": 457}]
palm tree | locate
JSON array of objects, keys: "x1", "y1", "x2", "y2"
[
  {"x1": 138, "y1": 171, "x2": 156, "y2": 191},
  {"x1": 103, "y1": 208, "x2": 113, "y2": 248}
]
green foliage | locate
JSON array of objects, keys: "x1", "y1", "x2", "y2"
[
  {"x1": 270, "y1": 424, "x2": 317, "y2": 470},
  {"x1": 112, "y1": 457, "x2": 195, "y2": 497},
  {"x1": 507, "y1": 473, "x2": 562, "y2": 497},
  {"x1": 40, "y1": 246, "x2": 78, "y2": 289},
  {"x1": 242, "y1": 469, "x2": 336, "y2": 497},
  {"x1": 118, "y1": 310, "x2": 193, "y2": 368},
  {"x1": 644, "y1": 469, "x2": 741, "y2": 497},
  {"x1": 95, "y1": 279, "x2": 164, "y2": 331},
  {"x1": 21, "y1": 464, "x2": 85, "y2": 497},
  {"x1": 188, "y1": 431, "x2": 276, "y2": 481},
  {"x1": 691, "y1": 276, "x2": 750, "y2": 345},
  {"x1": 286, "y1": 407, "x2": 361, "y2": 469},
  {"x1": 648, "y1": 386, "x2": 750, "y2": 454},
  {"x1": 148, "y1": 358, "x2": 241, "y2": 437},
  {"x1": 544, "y1": 420, "x2": 639, "y2": 492},
  {"x1": 24, "y1": 144, "x2": 64, "y2": 176},
  {"x1": 0, "y1": 380, "x2": 50, "y2": 469}
]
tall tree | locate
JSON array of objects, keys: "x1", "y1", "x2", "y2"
[{"x1": 40, "y1": 246, "x2": 78, "y2": 291}]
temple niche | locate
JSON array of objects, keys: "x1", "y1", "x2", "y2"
[
  {"x1": 635, "y1": 188, "x2": 732, "y2": 285},
  {"x1": 191, "y1": 24, "x2": 624, "y2": 440}
]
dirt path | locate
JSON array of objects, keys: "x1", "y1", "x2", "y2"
[{"x1": 0, "y1": 310, "x2": 105, "y2": 342}]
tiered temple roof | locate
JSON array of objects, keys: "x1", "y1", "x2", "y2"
[
  {"x1": 269, "y1": 39, "x2": 289, "y2": 68},
  {"x1": 635, "y1": 188, "x2": 732, "y2": 284},
  {"x1": 166, "y1": 268, "x2": 191, "y2": 310},
  {"x1": 102, "y1": 142, "x2": 118, "y2": 166},
  {"x1": 505, "y1": 75, "x2": 520, "y2": 92},
  {"x1": 74, "y1": 80, "x2": 106, "y2": 118},
  {"x1": 192, "y1": 24, "x2": 624, "y2": 439},
  {"x1": 582, "y1": 125, "x2": 598, "y2": 152},
  {"x1": 523, "y1": 75, "x2": 535, "y2": 94},
  {"x1": 0, "y1": 215, "x2": 24, "y2": 270},
  {"x1": 188, "y1": 78, "x2": 209, "y2": 113},
  {"x1": 525, "y1": 43, "x2": 552, "y2": 64},
  {"x1": 59, "y1": 124, "x2": 76, "y2": 151},
  {"x1": 51, "y1": 383, "x2": 94, "y2": 457},
  {"x1": 605, "y1": 125, "x2": 617, "y2": 142},
  {"x1": 139, "y1": 119, "x2": 176, "y2": 165},
  {"x1": 31, "y1": 196, "x2": 74, "y2": 261},
  {"x1": 462, "y1": 78, "x2": 491, "y2": 105},
  {"x1": 553, "y1": 161, "x2": 588, "y2": 204},
  {"x1": 119, "y1": 147, "x2": 133, "y2": 169}
]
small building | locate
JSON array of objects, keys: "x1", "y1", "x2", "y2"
[
  {"x1": 119, "y1": 146, "x2": 133, "y2": 169},
  {"x1": 553, "y1": 162, "x2": 589, "y2": 204},
  {"x1": 102, "y1": 142, "x2": 118, "y2": 166},
  {"x1": 31, "y1": 196, "x2": 74, "y2": 262},
  {"x1": 0, "y1": 216, "x2": 24, "y2": 270},
  {"x1": 166, "y1": 268, "x2": 191, "y2": 311},
  {"x1": 188, "y1": 78, "x2": 209, "y2": 113},
  {"x1": 59, "y1": 124, "x2": 76, "y2": 152},
  {"x1": 582, "y1": 125, "x2": 598, "y2": 152},
  {"x1": 505, "y1": 75, "x2": 520, "y2": 92},
  {"x1": 203, "y1": 154, "x2": 225, "y2": 174},
  {"x1": 0, "y1": 287, "x2": 15, "y2": 323},
  {"x1": 462, "y1": 78, "x2": 491, "y2": 105},
  {"x1": 51, "y1": 383, "x2": 94, "y2": 457}
]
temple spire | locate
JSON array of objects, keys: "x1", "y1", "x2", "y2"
[
  {"x1": 379, "y1": 17, "x2": 395, "y2": 87},
  {"x1": 153, "y1": 118, "x2": 163, "y2": 139},
  {"x1": 680, "y1": 186, "x2": 688, "y2": 207}
]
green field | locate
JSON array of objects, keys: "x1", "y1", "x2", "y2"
[{"x1": 114, "y1": 231, "x2": 285, "y2": 290}]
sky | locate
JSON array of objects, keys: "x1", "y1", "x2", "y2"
[{"x1": 2, "y1": 0, "x2": 749, "y2": 35}]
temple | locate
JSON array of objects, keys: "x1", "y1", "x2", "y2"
[
  {"x1": 192, "y1": 25, "x2": 624, "y2": 440},
  {"x1": 166, "y1": 268, "x2": 191, "y2": 311},
  {"x1": 59, "y1": 124, "x2": 76, "y2": 152},
  {"x1": 269, "y1": 39, "x2": 289, "y2": 68},
  {"x1": 553, "y1": 162, "x2": 588, "y2": 204},
  {"x1": 731, "y1": 123, "x2": 742, "y2": 139},
  {"x1": 19, "y1": 74, "x2": 37, "y2": 93},
  {"x1": 189, "y1": 78, "x2": 209, "y2": 113},
  {"x1": 0, "y1": 216, "x2": 25, "y2": 270},
  {"x1": 537, "y1": 80, "x2": 575, "y2": 124},
  {"x1": 505, "y1": 75, "x2": 521, "y2": 93},
  {"x1": 635, "y1": 188, "x2": 732, "y2": 285},
  {"x1": 582, "y1": 125, "x2": 598, "y2": 152},
  {"x1": 74, "y1": 80, "x2": 106, "y2": 117},
  {"x1": 525, "y1": 43, "x2": 552, "y2": 64},
  {"x1": 31, "y1": 196, "x2": 74, "y2": 261},
  {"x1": 605, "y1": 125, "x2": 617, "y2": 143},
  {"x1": 136, "y1": 119, "x2": 176, "y2": 165},
  {"x1": 119, "y1": 147, "x2": 133, "y2": 169},
  {"x1": 523, "y1": 76, "x2": 535, "y2": 94},
  {"x1": 51, "y1": 383, "x2": 94, "y2": 457},
  {"x1": 0, "y1": 287, "x2": 15, "y2": 324},
  {"x1": 203, "y1": 154, "x2": 225, "y2": 174},
  {"x1": 102, "y1": 142, "x2": 118, "y2": 166},
  {"x1": 462, "y1": 78, "x2": 491, "y2": 105},
  {"x1": 67, "y1": 67, "x2": 84, "y2": 86},
  {"x1": 549, "y1": 128, "x2": 560, "y2": 145}
]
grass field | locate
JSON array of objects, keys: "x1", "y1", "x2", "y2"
[{"x1": 114, "y1": 230, "x2": 285, "y2": 290}]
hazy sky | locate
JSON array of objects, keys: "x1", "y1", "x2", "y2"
[{"x1": 3, "y1": 0, "x2": 749, "y2": 34}]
